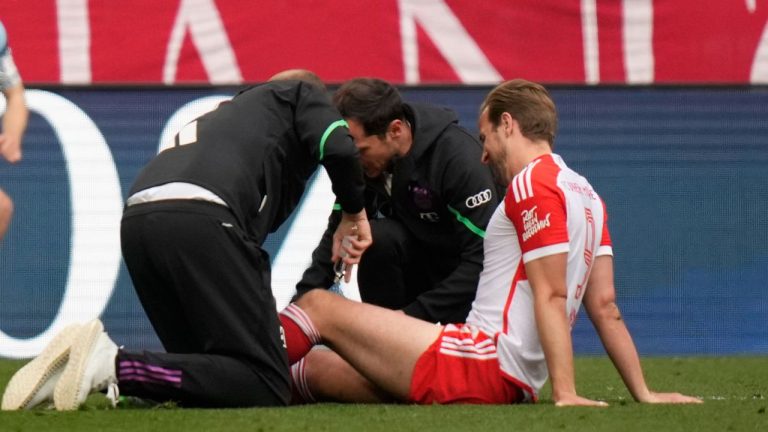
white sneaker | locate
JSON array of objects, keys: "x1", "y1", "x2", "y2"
[
  {"x1": 53, "y1": 319, "x2": 118, "y2": 411},
  {"x1": 1, "y1": 323, "x2": 82, "y2": 410}
]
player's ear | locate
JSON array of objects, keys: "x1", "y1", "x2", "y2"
[{"x1": 500, "y1": 112, "x2": 516, "y2": 137}]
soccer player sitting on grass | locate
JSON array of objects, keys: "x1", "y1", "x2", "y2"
[{"x1": 278, "y1": 79, "x2": 703, "y2": 406}]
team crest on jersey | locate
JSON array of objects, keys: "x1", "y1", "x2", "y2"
[{"x1": 521, "y1": 205, "x2": 551, "y2": 241}]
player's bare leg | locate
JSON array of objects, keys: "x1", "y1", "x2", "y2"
[{"x1": 295, "y1": 289, "x2": 442, "y2": 400}]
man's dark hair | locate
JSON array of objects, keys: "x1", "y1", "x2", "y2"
[{"x1": 333, "y1": 78, "x2": 405, "y2": 137}]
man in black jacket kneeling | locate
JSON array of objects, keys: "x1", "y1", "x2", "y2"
[{"x1": 296, "y1": 78, "x2": 501, "y2": 324}]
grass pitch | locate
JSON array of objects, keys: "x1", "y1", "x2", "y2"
[{"x1": 0, "y1": 356, "x2": 765, "y2": 431}]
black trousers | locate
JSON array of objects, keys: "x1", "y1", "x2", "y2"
[
  {"x1": 357, "y1": 218, "x2": 454, "y2": 318},
  {"x1": 119, "y1": 200, "x2": 290, "y2": 407}
]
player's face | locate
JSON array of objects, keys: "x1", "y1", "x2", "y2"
[
  {"x1": 478, "y1": 108, "x2": 511, "y2": 186},
  {"x1": 347, "y1": 119, "x2": 397, "y2": 178}
]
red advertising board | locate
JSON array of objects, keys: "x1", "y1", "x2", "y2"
[{"x1": 1, "y1": 0, "x2": 768, "y2": 84}]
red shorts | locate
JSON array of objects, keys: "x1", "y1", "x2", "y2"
[{"x1": 409, "y1": 324, "x2": 525, "y2": 404}]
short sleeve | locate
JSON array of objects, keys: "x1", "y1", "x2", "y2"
[
  {"x1": 504, "y1": 159, "x2": 569, "y2": 263},
  {"x1": 597, "y1": 198, "x2": 613, "y2": 257},
  {"x1": 0, "y1": 49, "x2": 22, "y2": 90}
]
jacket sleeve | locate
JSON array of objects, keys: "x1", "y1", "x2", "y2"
[
  {"x1": 296, "y1": 181, "x2": 384, "y2": 296},
  {"x1": 295, "y1": 208, "x2": 342, "y2": 295},
  {"x1": 401, "y1": 129, "x2": 500, "y2": 323},
  {"x1": 294, "y1": 83, "x2": 365, "y2": 214}
]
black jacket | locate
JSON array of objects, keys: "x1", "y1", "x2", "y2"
[
  {"x1": 129, "y1": 80, "x2": 365, "y2": 245},
  {"x1": 297, "y1": 102, "x2": 500, "y2": 322}
]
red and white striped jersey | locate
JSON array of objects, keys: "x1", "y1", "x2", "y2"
[{"x1": 465, "y1": 153, "x2": 613, "y2": 401}]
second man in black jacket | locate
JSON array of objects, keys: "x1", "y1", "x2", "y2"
[{"x1": 296, "y1": 78, "x2": 501, "y2": 324}]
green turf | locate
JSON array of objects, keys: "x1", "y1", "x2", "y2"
[{"x1": 1, "y1": 357, "x2": 766, "y2": 431}]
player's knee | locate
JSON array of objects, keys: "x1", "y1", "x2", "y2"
[
  {"x1": 296, "y1": 288, "x2": 330, "y2": 307},
  {"x1": 295, "y1": 288, "x2": 336, "y2": 317}
]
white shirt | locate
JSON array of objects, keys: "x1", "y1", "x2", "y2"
[
  {"x1": 126, "y1": 182, "x2": 228, "y2": 207},
  {"x1": 466, "y1": 153, "x2": 613, "y2": 401}
]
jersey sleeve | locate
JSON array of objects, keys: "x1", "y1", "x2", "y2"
[
  {"x1": 597, "y1": 198, "x2": 613, "y2": 257},
  {"x1": 293, "y1": 82, "x2": 365, "y2": 214},
  {"x1": 0, "y1": 49, "x2": 22, "y2": 90},
  {"x1": 505, "y1": 159, "x2": 569, "y2": 263}
]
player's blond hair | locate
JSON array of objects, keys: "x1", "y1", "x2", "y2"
[{"x1": 481, "y1": 79, "x2": 557, "y2": 147}]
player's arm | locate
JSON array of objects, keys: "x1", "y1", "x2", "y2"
[
  {"x1": 583, "y1": 255, "x2": 702, "y2": 404},
  {"x1": 527, "y1": 253, "x2": 607, "y2": 407},
  {"x1": 296, "y1": 208, "x2": 342, "y2": 295},
  {"x1": 513, "y1": 167, "x2": 606, "y2": 407},
  {"x1": 0, "y1": 82, "x2": 27, "y2": 163}
]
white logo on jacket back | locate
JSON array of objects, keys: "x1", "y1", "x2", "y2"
[{"x1": 420, "y1": 212, "x2": 440, "y2": 222}]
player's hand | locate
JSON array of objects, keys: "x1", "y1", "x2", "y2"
[
  {"x1": 0, "y1": 134, "x2": 23, "y2": 164},
  {"x1": 333, "y1": 210, "x2": 372, "y2": 282},
  {"x1": 554, "y1": 394, "x2": 609, "y2": 407},
  {"x1": 639, "y1": 391, "x2": 702, "y2": 404}
]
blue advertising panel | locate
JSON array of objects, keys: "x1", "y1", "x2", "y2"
[{"x1": 0, "y1": 86, "x2": 766, "y2": 358}]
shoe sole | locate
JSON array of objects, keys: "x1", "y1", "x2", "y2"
[
  {"x1": 53, "y1": 320, "x2": 104, "y2": 411},
  {"x1": 1, "y1": 323, "x2": 81, "y2": 410}
]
